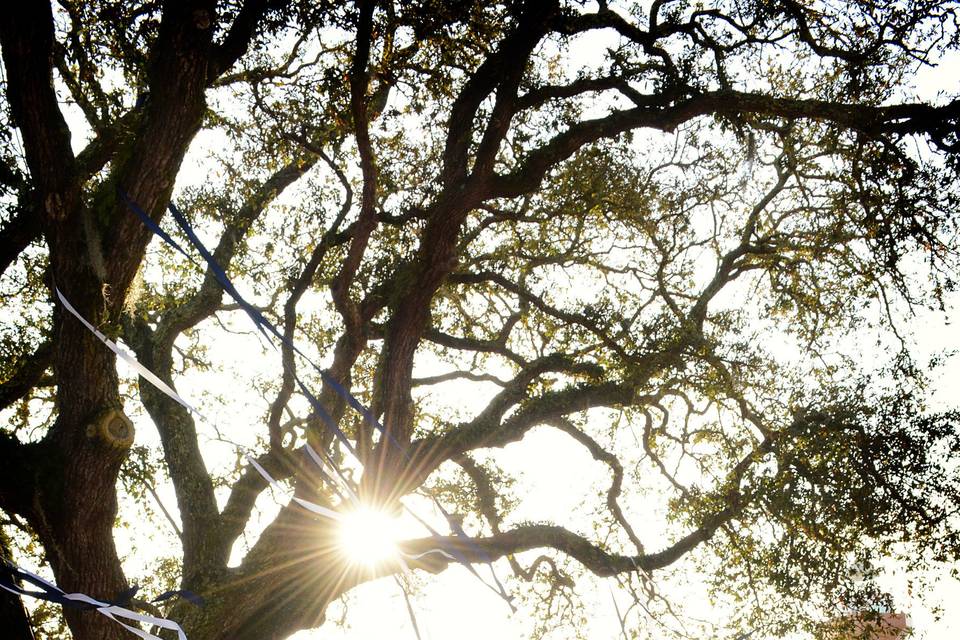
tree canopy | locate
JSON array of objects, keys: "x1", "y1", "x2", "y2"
[{"x1": 2, "y1": 1, "x2": 960, "y2": 639}]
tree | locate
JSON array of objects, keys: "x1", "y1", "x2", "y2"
[{"x1": 2, "y1": 1, "x2": 960, "y2": 638}]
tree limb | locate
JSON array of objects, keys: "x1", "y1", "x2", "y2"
[
  {"x1": 0, "y1": 207, "x2": 41, "y2": 279},
  {"x1": 489, "y1": 91, "x2": 960, "y2": 199},
  {"x1": 0, "y1": 342, "x2": 52, "y2": 412},
  {"x1": 210, "y1": 0, "x2": 293, "y2": 82}
]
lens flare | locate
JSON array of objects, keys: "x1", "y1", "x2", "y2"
[{"x1": 338, "y1": 506, "x2": 400, "y2": 566}]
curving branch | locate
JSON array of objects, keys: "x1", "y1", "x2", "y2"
[
  {"x1": 210, "y1": 0, "x2": 294, "y2": 82},
  {"x1": 329, "y1": 0, "x2": 379, "y2": 331},
  {"x1": 0, "y1": 341, "x2": 52, "y2": 412},
  {"x1": 413, "y1": 370, "x2": 509, "y2": 387},
  {"x1": 402, "y1": 431, "x2": 773, "y2": 579},
  {"x1": 547, "y1": 417, "x2": 645, "y2": 554},
  {"x1": 450, "y1": 270, "x2": 635, "y2": 361},
  {"x1": 400, "y1": 518, "x2": 711, "y2": 578},
  {"x1": 415, "y1": 325, "x2": 527, "y2": 366},
  {"x1": 488, "y1": 90, "x2": 960, "y2": 199},
  {"x1": 404, "y1": 381, "x2": 666, "y2": 496},
  {"x1": 778, "y1": 0, "x2": 871, "y2": 63},
  {"x1": 154, "y1": 155, "x2": 319, "y2": 347}
]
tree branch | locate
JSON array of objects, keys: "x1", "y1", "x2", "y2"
[
  {"x1": 441, "y1": 0, "x2": 558, "y2": 186},
  {"x1": 0, "y1": 207, "x2": 41, "y2": 278},
  {"x1": 489, "y1": 90, "x2": 960, "y2": 199},
  {"x1": 547, "y1": 417, "x2": 645, "y2": 554},
  {"x1": 450, "y1": 270, "x2": 634, "y2": 361},
  {"x1": 210, "y1": 0, "x2": 292, "y2": 82},
  {"x1": 127, "y1": 156, "x2": 316, "y2": 582},
  {"x1": 0, "y1": 341, "x2": 52, "y2": 412},
  {"x1": 0, "y1": 1, "x2": 81, "y2": 222},
  {"x1": 267, "y1": 149, "x2": 351, "y2": 449},
  {"x1": 403, "y1": 434, "x2": 772, "y2": 577}
]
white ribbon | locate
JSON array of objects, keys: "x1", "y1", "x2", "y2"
[
  {"x1": 56, "y1": 289, "x2": 202, "y2": 420},
  {"x1": 245, "y1": 455, "x2": 343, "y2": 521},
  {"x1": 304, "y1": 443, "x2": 361, "y2": 506},
  {"x1": 401, "y1": 549, "x2": 457, "y2": 562}
]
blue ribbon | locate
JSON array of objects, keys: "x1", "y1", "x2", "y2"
[
  {"x1": 121, "y1": 193, "x2": 196, "y2": 267},
  {"x1": 112, "y1": 584, "x2": 204, "y2": 608},
  {"x1": 1, "y1": 562, "x2": 202, "y2": 610},
  {"x1": 168, "y1": 200, "x2": 393, "y2": 441},
  {"x1": 1, "y1": 562, "x2": 91, "y2": 611},
  {"x1": 147, "y1": 589, "x2": 204, "y2": 607}
]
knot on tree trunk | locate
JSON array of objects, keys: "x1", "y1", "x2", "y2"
[{"x1": 87, "y1": 407, "x2": 135, "y2": 449}]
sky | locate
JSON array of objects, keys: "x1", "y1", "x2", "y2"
[
  {"x1": 115, "y1": 261, "x2": 959, "y2": 640},
  {"x1": 123, "y1": 153, "x2": 960, "y2": 640},
  {"x1": 281, "y1": 301, "x2": 960, "y2": 640},
  {"x1": 3, "y1": 5, "x2": 959, "y2": 640}
]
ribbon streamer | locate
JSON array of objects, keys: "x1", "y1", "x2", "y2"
[
  {"x1": 113, "y1": 585, "x2": 203, "y2": 608},
  {"x1": 152, "y1": 589, "x2": 204, "y2": 607},
  {"x1": 304, "y1": 443, "x2": 361, "y2": 507},
  {"x1": 245, "y1": 454, "x2": 343, "y2": 521},
  {"x1": 1, "y1": 562, "x2": 188, "y2": 640},
  {"x1": 120, "y1": 193, "x2": 197, "y2": 267},
  {"x1": 55, "y1": 288, "x2": 202, "y2": 420},
  {"x1": 609, "y1": 581, "x2": 629, "y2": 640}
]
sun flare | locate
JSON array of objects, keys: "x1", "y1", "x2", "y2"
[{"x1": 338, "y1": 506, "x2": 401, "y2": 566}]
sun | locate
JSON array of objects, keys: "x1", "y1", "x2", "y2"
[{"x1": 337, "y1": 506, "x2": 401, "y2": 566}]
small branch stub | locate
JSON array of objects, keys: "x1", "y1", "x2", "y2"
[{"x1": 88, "y1": 407, "x2": 135, "y2": 449}]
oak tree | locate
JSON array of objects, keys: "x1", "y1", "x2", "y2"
[{"x1": 2, "y1": 1, "x2": 960, "y2": 638}]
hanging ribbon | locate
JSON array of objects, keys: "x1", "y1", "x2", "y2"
[
  {"x1": 141, "y1": 588, "x2": 204, "y2": 607},
  {"x1": 1, "y1": 562, "x2": 189, "y2": 640},
  {"x1": 401, "y1": 502, "x2": 514, "y2": 607},
  {"x1": 55, "y1": 288, "x2": 203, "y2": 421},
  {"x1": 244, "y1": 454, "x2": 344, "y2": 521},
  {"x1": 304, "y1": 443, "x2": 361, "y2": 507},
  {"x1": 121, "y1": 193, "x2": 197, "y2": 268},
  {"x1": 609, "y1": 581, "x2": 629, "y2": 640}
]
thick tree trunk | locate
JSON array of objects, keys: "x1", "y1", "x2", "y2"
[{"x1": 1, "y1": 2, "x2": 214, "y2": 637}]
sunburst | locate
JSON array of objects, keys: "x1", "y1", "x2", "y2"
[{"x1": 338, "y1": 506, "x2": 401, "y2": 567}]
